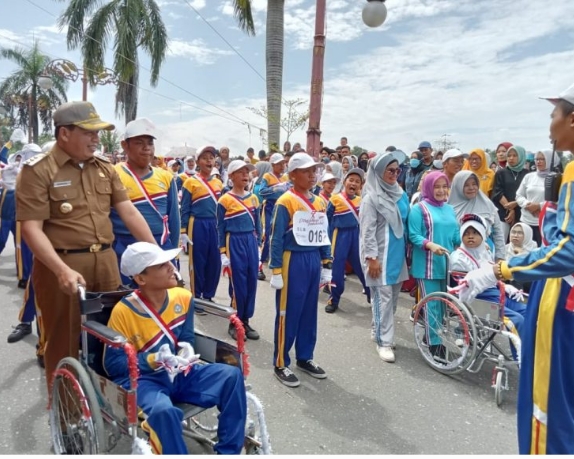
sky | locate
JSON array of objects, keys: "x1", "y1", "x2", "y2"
[{"x1": 1, "y1": 0, "x2": 574, "y2": 156}]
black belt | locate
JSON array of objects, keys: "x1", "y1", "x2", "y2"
[{"x1": 55, "y1": 244, "x2": 111, "y2": 254}]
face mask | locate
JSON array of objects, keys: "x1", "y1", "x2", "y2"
[
  {"x1": 433, "y1": 160, "x2": 443, "y2": 169},
  {"x1": 322, "y1": 157, "x2": 330, "y2": 164},
  {"x1": 359, "y1": 159, "x2": 368, "y2": 168},
  {"x1": 410, "y1": 158, "x2": 421, "y2": 169}
]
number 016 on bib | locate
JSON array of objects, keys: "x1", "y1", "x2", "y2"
[{"x1": 292, "y1": 211, "x2": 331, "y2": 247}]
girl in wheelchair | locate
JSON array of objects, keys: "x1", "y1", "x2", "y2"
[
  {"x1": 449, "y1": 214, "x2": 527, "y2": 346},
  {"x1": 103, "y1": 242, "x2": 247, "y2": 455}
]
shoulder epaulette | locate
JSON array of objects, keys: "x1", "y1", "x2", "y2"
[
  {"x1": 22, "y1": 153, "x2": 48, "y2": 167},
  {"x1": 94, "y1": 154, "x2": 110, "y2": 163}
]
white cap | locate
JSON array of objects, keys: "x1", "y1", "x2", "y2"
[
  {"x1": 195, "y1": 145, "x2": 217, "y2": 161},
  {"x1": 120, "y1": 242, "x2": 181, "y2": 277},
  {"x1": 20, "y1": 143, "x2": 43, "y2": 163},
  {"x1": 184, "y1": 155, "x2": 195, "y2": 163},
  {"x1": 442, "y1": 148, "x2": 469, "y2": 162},
  {"x1": 321, "y1": 172, "x2": 340, "y2": 183},
  {"x1": 269, "y1": 153, "x2": 286, "y2": 165},
  {"x1": 542, "y1": 82, "x2": 574, "y2": 105},
  {"x1": 211, "y1": 167, "x2": 221, "y2": 176},
  {"x1": 124, "y1": 118, "x2": 157, "y2": 140},
  {"x1": 227, "y1": 159, "x2": 255, "y2": 175},
  {"x1": 343, "y1": 167, "x2": 365, "y2": 182},
  {"x1": 167, "y1": 159, "x2": 178, "y2": 168},
  {"x1": 287, "y1": 152, "x2": 325, "y2": 173}
]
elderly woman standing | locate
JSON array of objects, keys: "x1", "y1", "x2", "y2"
[
  {"x1": 448, "y1": 170, "x2": 506, "y2": 261},
  {"x1": 360, "y1": 153, "x2": 409, "y2": 363}
]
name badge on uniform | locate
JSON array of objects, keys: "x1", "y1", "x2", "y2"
[
  {"x1": 292, "y1": 211, "x2": 330, "y2": 247},
  {"x1": 53, "y1": 180, "x2": 72, "y2": 188}
]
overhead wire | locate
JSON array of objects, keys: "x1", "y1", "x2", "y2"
[
  {"x1": 21, "y1": 0, "x2": 267, "y2": 131},
  {"x1": 0, "y1": 32, "x2": 255, "y2": 127}
]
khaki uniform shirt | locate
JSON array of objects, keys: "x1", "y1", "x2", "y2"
[{"x1": 16, "y1": 145, "x2": 129, "y2": 250}]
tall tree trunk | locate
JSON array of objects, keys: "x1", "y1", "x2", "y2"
[
  {"x1": 266, "y1": 0, "x2": 284, "y2": 152},
  {"x1": 31, "y1": 85, "x2": 39, "y2": 144}
]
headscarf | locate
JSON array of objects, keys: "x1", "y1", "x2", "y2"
[
  {"x1": 328, "y1": 161, "x2": 344, "y2": 193},
  {"x1": 496, "y1": 142, "x2": 513, "y2": 168},
  {"x1": 363, "y1": 152, "x2": 405, "y2": 238},
  {"x1": 459, "y1": 214, "x2": 493, "y2": 265},
  {"x1": 350, "y1": 155, "x2": 358, "y2": 167},
  {"x1": 507, "y1": 222, "x2": 538, "y2": 257},
  {"x1": 463, "y1": 148, "x2": 495, "y2": 195},
  {"x1": 358, "y1": 152, "x2": 369, "y2": 172},
  {"x1": 536, "y1": 150, "x2": 559, "y2": 177},
  {"x1": 506, "y1": 145, "x2": 526, "y2": 172},
  {"x1": 448, "y1": 171, "x2": 497, "y2": 229},
  {"x1": 254, "y1": 161, "x2": 272, "y2": 185},
  {"x1": 421, "y1": 171, "x2": 449, "y2": 207}
]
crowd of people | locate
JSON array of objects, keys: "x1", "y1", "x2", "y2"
[{"x1": 2, "y1": 82, "x2": 574, "y2": 454}]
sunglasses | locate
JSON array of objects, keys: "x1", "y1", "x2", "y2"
[{"x1": 386, "y1": 168, "x2": 400, "y2": 175}]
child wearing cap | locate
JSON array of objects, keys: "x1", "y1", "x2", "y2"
[
  {"x1": 181, "y1": 146, "x2": 223, "y2": 302},
  {"x1": 325, "y1": 168, "x2": 370, "y2": 313},
  {"x1": 103, "y1": 242, "x2": 246, "y2": 455},
  {"x1": 317, "y1": 172, "x2": 339, "y2": 205},
  {"x1": 259, "y1": 153, "x2": 289, "y2": 274},
  {"x1": 269, "y1": 152, "x2": 332, "y2": 388},
  {"x1": 217, "y1": 160, "x2": 262, "y2": 341}
]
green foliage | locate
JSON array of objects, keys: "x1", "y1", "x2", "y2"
[
  {"x1": 99, "y1": 130, "x2": 121, "y2": 153},
  {"x1": 0, "y1": 40, "x2": 68, "y2": 144},
  {"x1": 352, "y1": 146, "x2": 366, "y2": 157}
]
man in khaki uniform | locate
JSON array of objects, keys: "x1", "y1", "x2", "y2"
[{"x1": 16, "y1": 101, "x2": 156, "y2": 392}]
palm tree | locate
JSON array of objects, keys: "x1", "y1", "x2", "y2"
[
  {"x1": 56, "y1": 0, "x2": 169, "y2": 123},
  {"x1": 0, "y1": 41, "x2": 68, "y2": 144},
  {"x1": 266, "y1": 0, "x2": 285, "y2": 152}
]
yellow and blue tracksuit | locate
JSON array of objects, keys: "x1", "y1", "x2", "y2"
[
  {"x1": 181, "y1": 175, "x2": 223, "y2": 300},
  {"x1": 326, "y1": 192, "x2": 370, "y2": 305},
  {"x1": 111, "y1": 165, "x2": 180, "y2": 285},
  {"x1": 217, "y1": 192, "x2": 262, "y2": 322},
  {"x1": 497, "y1": 161, "x2": 574, "y2": 454},
  {"x1": 270, "y1": 191, "x2": 331, "y2": 368},
  {"x1": 259, "y1": 172, "x2": 289, "y2": 263},
  {"x1": 0, "y1": 163, "x2": 18, "y2": 255},
  {"x1": 103, "y1": 287, "x2": 246, "y2": 455},
  {"x1": 176, "y1": 171, "x2": 194, "y2": 193}
]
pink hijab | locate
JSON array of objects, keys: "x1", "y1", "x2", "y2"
[{"x1": 422, "y1": 171, "x2": 449, "y2": 207}]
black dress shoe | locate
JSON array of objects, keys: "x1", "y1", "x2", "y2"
[
  {"x1": 37, "y1": 354, "x2": 45, "y2": 369},
  {"x1": 243, "y1": 322, "x2": 260, "y2": 340},
  {"x1": 17, "y1": 279, "x2": 27, "y2": 289},
  {"x1": 7, "y1": 323, "x2": 32, "y2": 343},
  {"x1": 257, "y1": 270, "x2": 266, "y2": 281}
]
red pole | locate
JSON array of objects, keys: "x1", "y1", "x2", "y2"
[{"x1": 306, "y1": 0, "x2": 326, "y2": 160}]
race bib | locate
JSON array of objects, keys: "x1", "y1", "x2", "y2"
[{"x1": 292, "y1": 211, "x2": 330, "y2": 247}]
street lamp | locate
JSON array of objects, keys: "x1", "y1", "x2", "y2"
[
  {"x1": 39, "y1": 59, "x2": 117, "y2": 102},
  {"x1": 306, "y1": 0, "x2": 388, "y2": 159}
]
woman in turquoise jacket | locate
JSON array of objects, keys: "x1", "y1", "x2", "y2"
[{"x1": 408, "y1": 171, "x2": 460, "y2": 358}]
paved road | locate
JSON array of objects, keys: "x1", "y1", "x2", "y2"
[{"x1": 0, "y1": 240, "x2": 519, "y2": 454}]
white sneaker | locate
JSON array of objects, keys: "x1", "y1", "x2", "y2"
[{"x1": 377, "y1": 345, "x2": 395, "y2": 363}]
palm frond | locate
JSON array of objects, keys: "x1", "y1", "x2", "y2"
[
  {"x1": 58, "y1": 0, "x2": 105, "y2": 49},
  {"x1": 233, "y1": 0, "x2": 256, "y2": 36},
  {"x1": 141, "y1": 0, "x2": 168, "y2": 86},
  {"x1": 82, "y1": 0, "x2": 118, "y2": 83}
]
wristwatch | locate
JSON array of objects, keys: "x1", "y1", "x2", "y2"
[{"x1": 322, "y1": 262, "x2": 333, "y2": 270}]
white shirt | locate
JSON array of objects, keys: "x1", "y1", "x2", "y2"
[{"x1": 515, "y1": 172, "x2": 546, "y2": 226}]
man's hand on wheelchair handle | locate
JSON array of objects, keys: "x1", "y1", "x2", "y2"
[
  {"x1": 457, "y1": 264, "x2": 497, "y2": 303},
  {"x1": 59, "y1": 267, "x2": 86, "y2": 296}
]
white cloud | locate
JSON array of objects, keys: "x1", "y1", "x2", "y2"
[{"x1": 168, "y1": 38, "x2": 234, "y2": 65}]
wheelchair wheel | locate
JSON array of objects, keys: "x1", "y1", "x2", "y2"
[
  {"x1": 413, "y1": 292, "x2": 477, "y2": 375},
  {"x1": 244, "y1": 392, "x2": 272, "y2": 455},
  {"x1": 494, "y1": 371, "x2": 504, "y2": 407},
  {"x1": 50, "y1": 357, "x2": 105, "y2": 454}
]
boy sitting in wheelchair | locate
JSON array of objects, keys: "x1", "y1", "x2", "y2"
[
  {"x1": 103, "y1": 242, "x2": 247, "y2": 455},
  {"x1": 449, "y1": 214, "x2": 527, "y2": 346}
]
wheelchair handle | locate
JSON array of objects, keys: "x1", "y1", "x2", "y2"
[{"x1": 77, "y1": 284, "x2": 87, "y2": 302}]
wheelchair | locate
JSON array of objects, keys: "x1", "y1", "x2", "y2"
[
  {"x1": 411, "y1": 264, "x2": 522, "y2": 407},
  {"x1": 48, "y1": 286, "x2": 271, "y2": 455}
]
